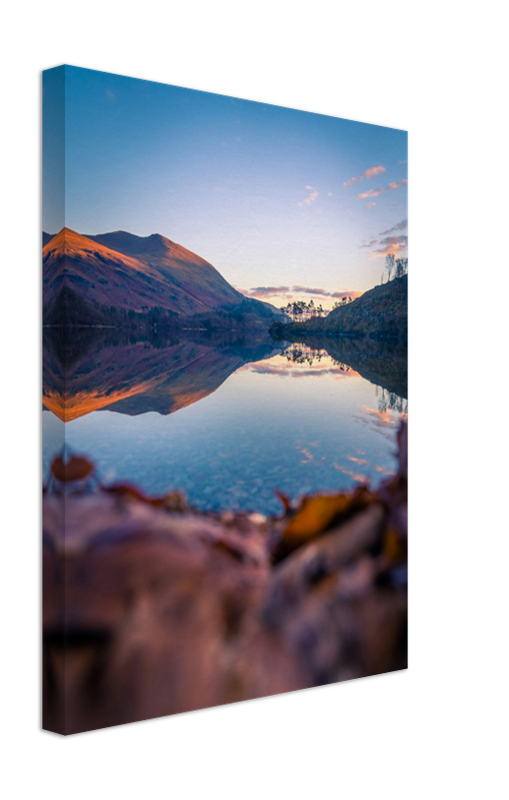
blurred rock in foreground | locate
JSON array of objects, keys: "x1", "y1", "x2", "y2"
[{"x1": 43, "y1": 424, "x2": 407, "y2": 735}]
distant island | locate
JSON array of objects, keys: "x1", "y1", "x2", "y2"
[{"x1": 43, "y1": 228, "x2": 279, "y2": 332}]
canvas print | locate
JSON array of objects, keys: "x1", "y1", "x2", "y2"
[{"x1": 42, "y1": 66, "x2": 408, "y2": 735}]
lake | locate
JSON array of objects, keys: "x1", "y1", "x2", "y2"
[{"x1": 42, "y1": 331, "x2": 407, "y2": 516}]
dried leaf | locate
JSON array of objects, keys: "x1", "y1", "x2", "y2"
[
  {"x1": 280, "y1": 485, "x2": 375, "y2": 556},
  {"x1": 274, "y1": 488, "x2": 291, "y2": 515},
  {"x1": 383, "y1": 525, "x2": 406, "y2": 565},
  {"x1": 162, "y1": 492, "x2": 187, "y2": 512},
  {"x1": 51, "y1": 456, "x2": 94, "y2": 483},
  {"x1": 103, "y1": 482, "x2": 165, "y2": 507},
  {"x1": 285, "y1": 494, "x2": 351, "y2": 540},
  {"x1": 283, "y1": 487, "x2": 371, "y2": 541}
]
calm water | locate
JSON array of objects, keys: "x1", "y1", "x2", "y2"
[{"x1": 43, "y1": 334, "x2": 407, "y2": 515}]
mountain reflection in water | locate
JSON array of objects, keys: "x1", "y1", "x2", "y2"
[{"x1": 42, "y1": 329, "x2": 407, "y2": 515}]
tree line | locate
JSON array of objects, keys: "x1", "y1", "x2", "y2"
[{"x1": 280, "y1": 296, "x2": 353, "y2": 322}]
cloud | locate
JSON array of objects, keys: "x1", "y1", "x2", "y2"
[
  {"x1": 357, "y1": 188, "x2": 384, "y2": 199},
  {"x1": 237, "y1": 284, "x2": 362, "y2": 304},
  {"x1": 359, "y1": 218, "x2": 409, "y2": 258},
  {"x1": 243, "y1": 286, "x2": 290, "y2": 297},
  {"x1": 343, "y1": 164, "x2": 385, "y2": 188},
  {"x1": 371, "y1": 235, "x2": 408, "y2": 258},
  {"x1": 379, "y1": 218, "x2": 407, "y2": 236},
  {"x1": 292, "y1": 286, "x2": 362, "y2": 300},
  {"x1": 292, "y1": 285, "x2": 330, "y2": 296},
  {"x1": 365, "y1": 202, "x2": 377, "y2": 209},
  {"x1": 364, "y1": 165, "x2": 386, "y2": 179},
  {"x1": 356, "y1": 179, "x2": 407, "y2": 202},
  {"x1": 246, "y1": 286, "x2": 334, "y2": 297},
  {"x1": 330, "y1": 290, "x2": 362, "y2": 299},
  {"x1": 300, "y1": 186, "x2": 319, "y2": 206},
  {"x1": 379, "y1": 235, "x2": 408, "y2": 248},
  {"x1": 387, "y1": 179, "x2": 408, "y2": 191}
]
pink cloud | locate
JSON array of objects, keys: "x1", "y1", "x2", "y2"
[
  {"x1": 387, "y1": 179, "x2": 408, "y2": 191},
  {"x1": 344, "y1": 165, "x2": 385, "y2": 188},
  {"x1": 357, "y1": 188, "x2": 384, "y2": 199},
  {"x1": 364, "y1": 165, "x2": 386, "y2": 179}
]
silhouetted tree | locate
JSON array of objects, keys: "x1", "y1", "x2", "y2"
[
  {"x1": 385, "y1": 254, "x2": 395, "y2": 281},
  {"x1": 332, "y1": 296, "x2": 353, "y2": 310},
  {"x1": 395, "y1": 258, "x2": 408, "y2": 278},
  {"x1": 384, "y1": 254, "x2": 408, "y2": 281}
]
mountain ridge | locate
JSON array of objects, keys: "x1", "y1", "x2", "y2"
[{"x1": 43, "y1": 228, "x2": 278, "y2": 327}]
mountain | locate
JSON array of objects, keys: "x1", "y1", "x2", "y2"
[
  {"x1": 43, "y1": 228, "x2": 278, "y2": 327},
  {"x1": 272, "y1": 276, "x2": 407, "y2": 341},
  {"x1": 43, "y1": 232, "x2": 55, "y2": 247}
]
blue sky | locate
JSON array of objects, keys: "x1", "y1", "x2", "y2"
[{"x1": 43, "y1": 66, "x2": 407, "y2": 305}]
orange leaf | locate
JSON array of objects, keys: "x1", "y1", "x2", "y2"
[
  {"x1": 51, "y1": 456, "x2": 94, "y2": 483},
  {"x1": 384, "y1": 525, "x2": 406, "y2": 564},
  {"x1": 284, "y1": 494, "x2": 351, "y2": 542},
  {"x1": 277, "y1": 485, "x2": 376, "y2": 559}
]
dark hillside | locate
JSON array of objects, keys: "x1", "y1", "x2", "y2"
[{"x1": 273, "y1": 276, "x2": 407, "y2": 341}]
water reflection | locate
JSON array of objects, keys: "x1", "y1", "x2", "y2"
[
  {"x1": 43, "y1": 327, "x2": 279, "y2": 421},
  {"x1": 42, "y1": 330, "x2": 407, "y2": 514},
  {"x1": 283, "y1": 335, "x2": 408, "y2": 400},
  {"x1": 375, "y1": 385, "x2": 408, "y2": 415},
  {"x1": 282, "y1": 342, "x2": 355, "y2": 375}
]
